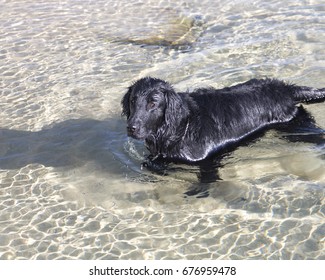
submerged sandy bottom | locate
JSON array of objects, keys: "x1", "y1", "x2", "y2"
[{"x1": 0, "y1": 0, "x2": 324, "y2": 259}]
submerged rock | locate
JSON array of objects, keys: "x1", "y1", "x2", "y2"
[
  {"x1": 108, "y1": 6, "x2": 205, "y2": 48},
  {"x1": 124, "y1": 15, "x2": 204, "y2": 47}
]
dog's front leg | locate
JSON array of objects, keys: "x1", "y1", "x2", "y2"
[{"x1": 141, "y1": 154, "x2": 168, "y2": 175}]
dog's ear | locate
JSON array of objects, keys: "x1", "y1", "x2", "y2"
[
  {"x1": 162, "y1": 82, "x2": 187, "y2": 125},
  {"x1": 164, "y1": 90, "x2": 183, "y2": 125},
  {"x1": 161, "y1": 87, "x2": 189, "y2": 144},
  {"x1": 121, "y1": 86, "x2": 132, "y2": 118}
]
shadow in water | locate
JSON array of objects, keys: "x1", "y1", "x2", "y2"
[{"x1": 0, "y1": 118, "x2": 130, "y2": 174}]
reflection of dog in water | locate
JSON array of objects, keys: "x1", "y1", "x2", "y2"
[{"x1": 122, "y1": 77, "x2": 325, "y2": 189}]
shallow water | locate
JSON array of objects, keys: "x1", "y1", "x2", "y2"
[{"x1": 0, "y1": 0, "x2": 324, "y2": 260}]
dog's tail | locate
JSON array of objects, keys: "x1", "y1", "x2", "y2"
[{"x1": 293, "y1": 85, "x2": 325, "y2": 104}]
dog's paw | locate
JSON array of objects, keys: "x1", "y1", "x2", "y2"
[{"x1": 141, "y1": 157, "x2": 168, "y2": 175}]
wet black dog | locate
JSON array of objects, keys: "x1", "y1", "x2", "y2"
[{"x1": 122, "y1": 77, "x2": 325, "y2": 169}]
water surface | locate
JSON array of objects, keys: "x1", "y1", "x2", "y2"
[{"x1": 0, "y1": 0, "x2": 324, "y2": 259}]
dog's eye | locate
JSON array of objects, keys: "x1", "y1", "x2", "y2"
[{"x1": 147, "y1": 101, "x2": 156, "y2": 110}]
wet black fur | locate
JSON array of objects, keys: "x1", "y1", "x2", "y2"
[{"x1": 122, "y1": 77, "x2": 325, "y2": 167}]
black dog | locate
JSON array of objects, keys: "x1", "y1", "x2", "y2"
[{"x1": 122, "y1": 77, "x2": 325, "y2": 169}]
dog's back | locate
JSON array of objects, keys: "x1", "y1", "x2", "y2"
[{"x1": 178, "y1": 79, "x2": 325, "y2": 161}]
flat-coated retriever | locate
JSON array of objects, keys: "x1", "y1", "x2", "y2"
[{"x1": 122, "y1": 77, "x2": 325, "y2": 171}]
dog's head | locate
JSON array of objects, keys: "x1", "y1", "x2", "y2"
[{"x1": 121, "y1": 77, "x2": 174, "y2": 139}]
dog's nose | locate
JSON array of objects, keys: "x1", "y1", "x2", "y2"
[{"x1": 127, "y1": 125, "x2": 137, "y2": 133}]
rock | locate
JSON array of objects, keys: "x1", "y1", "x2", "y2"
[
  {"x1": 125, "y1": 15, "x2": 204, "y2": 47},
  {"x1": 108, "y1": 7, "x2": 204, "y2": 48}
]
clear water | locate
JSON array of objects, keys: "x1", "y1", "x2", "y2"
[{"x1": 0, "y1": 0, "x2": 324, "y2": 260}]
